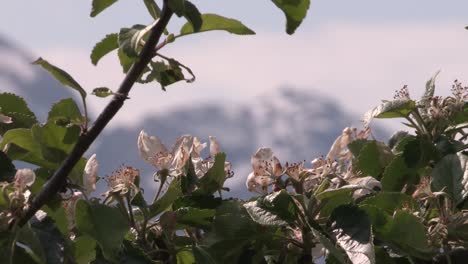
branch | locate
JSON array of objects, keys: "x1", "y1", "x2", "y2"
[{"x1": 17, "y1": 2, "x2": 173, "y2": 227}]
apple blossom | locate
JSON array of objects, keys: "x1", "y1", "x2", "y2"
[
  {"x1": 14, "y1": 169, "x2": 36, "y2": 191},
  {"x1": 83, "y1": 154, "x2": 98, "y2": 195}
]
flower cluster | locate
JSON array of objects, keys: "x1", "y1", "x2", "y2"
[
  {"x1": 246, "y1": 127, "x2": 379, "y2": 198},
  {"x1": 137, "y1": 130, "x2": 231, "y2": 179}
]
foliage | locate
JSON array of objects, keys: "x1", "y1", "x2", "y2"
[{"x1": 0, "y1": 0, "x2": 467, "y2": 263}]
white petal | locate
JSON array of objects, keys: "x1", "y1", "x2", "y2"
[
  {"x1": 15, "y1": 169, "x2": 36, "y2": 189},
  {"x1": 191, "y1": 137, "x2": 207, "y2": 159},
  {"x1": 246, "y1": 172, "x2": 257, "y2": 191},
  {"x1": 272, "y1": 156, "x2": 283, "y2": 177},
  {"x1": 83, "y1": 154, "x2": 98, "y2": 194},
  {"x1": 0, "y1": 113, "x2": 12, "y2": 124},
  {"x1": 171, "y1": 135, "x2": 193, "y2": 171},
  {"x1": 251, "y1": 147, "x2": 273, "y2": 176},
  {"x1": 209, "y1": 136, "x2": 220, "y2": 157},
  {"x1": 137, "y1": 130, "x2": 168, "y2": 164}
]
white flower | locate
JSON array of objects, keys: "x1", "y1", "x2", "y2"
[
  {"x1": 192, "y1": 136, "x2": 231, "y2": 178},
  {"x1": 170, "y1": 135, "x2": 193, "y2": 173},
  {"x1": 63, "y1": 191, "x2": 84, "y2": 230},
  {"x1": 14, "y1": 169, "x2": 35, "y2": 190},
  {"x1": 83, "y1": 154, "x2": 98, "y2": 195},
  {"x1": 245, "y1": 172, "x2": 271, "y2": 194},
  {"x1": 138, "y1": 130, "x2": 194, "y2": 176},
  {"x1": 285, "y1": 162, "x2": 305, "y2": 181},
  {"x1": 246, "y1": 148, "x2": 282, "y2": 194},
  {"x1": 138, "y1": 130, "x2": 173, "y2": 170},
  {"x1": 191, "y1": 137, "x2": 207, "y2": 160},
  {"x1": 326, "y1": 127, "x2": 354, "y2": 161},
  {"x1": 209, "y1": 136, "x2": 220, "y2": 157},
  {"x1": 251, "y1": 148, "x2": 282, "y2": 177}
]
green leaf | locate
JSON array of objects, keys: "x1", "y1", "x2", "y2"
[
  {"x1": 16, "y1": 225, "x2": 46, "y2": 264},
  {"x1": 48, "y1": 98, "x2": 83, "y2": 124},
  {"x1": 431, "y1": 153, "x2": 467, "y2": 205},
  {"x1": 316, "y1": 187, "x2": 354, "y2": 217},
  {"x1": 29, "y1": 214, "x2": 67, "y2": 264},
  {"x1": 201, "y1": 200, "x2": 261, "y2": 262},
  {"x1": 193, "y1": 245, "x2": 217, "y2": 264},
  {"x1": 182, "y1": 1, "x2": 202, "y2": 32},
  {"x1": 0, "y1": 151, "x2": 15, "y2": 182},
  {"x1": 143, "y1": 0, "x2": 161, "y2": 19},
  {"x1": 243, "y1": 190, "x2": 299, "y2": 226},
  {"x1": 12, "y1": 245, "x2": 41, "y2": 264},
  {"x1": 380, "y1": 155, "x2": 415, "y2": 192},
  {"x1": 168, "y1": 0, "x2": 185, "y2": 16},
  {"x1": 117, "y1": 49, "x2": 136, "y2": 73},
  {"x1": 380, "y1": 211, "x2": 432, "y2": 259},
  {"x1": 359, "y1": 192, "x2": 418, "y2": 214},
  {"x1": 90, "y1": 33, "x2": 118, "y2": 65},
  {"x1": 91, "y1": 87, "x2": 114, "y2": 98},
  {"x1": 347, "y1": 138, "x2": 370, "y2": 157},
  {"x1": 176, "y1": 248, "x2": 195, "y2": 264},
  {"x1": 90, "y1": 0, "x2": 118, "y2": 17},
  {"x1": 271, "y1": 0, "x2": 310, "y2": 34},
  {"x1": 118, "y1": 24, "x2": 148, "y2": 57},
  {"x1": 170, "y1": 0, "x2": 202, "y2": 32},
  {"x1": 363, "y1": 99, "x2": 416, "y2": 126},
  {"x1": 74, "y1": 235, "x2": 97, "y2": 264},
  {"x1": 0, "y1": 229, "x2": 16, "y2": 264},
  {"x1": 175, "y1": 207, "x2": 215, "y2": 228},
  {"x1": 33, "y1": 58, "x2": 87, "y2": 103},
  {"x1": 144, "y1": 59, "x2": 189, "y2": 91},
  {"x1": 75, "y1": 200, "x2": 129, "y2": 261},
  {"x1": 328, "y1": 205, "x2": 375, "y2": 264},
  {"x1": 42, "y1": 198, "x2": 69, "y2": 237},
  {"x1": 31, "y1": 122, "x2": 80, "y2": 166},
  {"x1": 0, "y1": 93, "x2": 37, "y2": 135},
  {"x1": 196, "y1": 152, "x2": 227, "y2": 195},
  {"x1": 387, "y1": 131, "x2": 410, "y2": 150},
  {"x1": 0, "y1": 128, "x2": 56, "y2": 168},
  {"x1": 354, "y1": 141, "x2": 394, "y2": 179},
  {"x1": 360, "y1": 205, "x2": 432, "y2": 259},
  {"x1": 400, "y1": 136, "x2": 437, "y2": 169},
  {"x1": 149, "y1": 178, "x2": 183, "y2": 218},
  {"x1": 181, "y1": 157, "x2": 198, "y2": 195},
  {"x1": 179, "y1": 14, "x2": 255, "y2": 37}
]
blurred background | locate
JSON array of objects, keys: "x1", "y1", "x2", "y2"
[{"x1": 1, "y1": 0, "x2": 468, "y2": 198}]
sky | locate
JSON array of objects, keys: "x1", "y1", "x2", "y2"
[{"x1": 0, "y1": 1, "x2": 468, "y2": 178}]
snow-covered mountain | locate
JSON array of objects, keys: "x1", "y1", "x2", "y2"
[
  {"x1": 0, "y1": 34, "x2": 387, "y2": 199},
  {"x1": 94, "y1": 87, "x2": 387, "y2": 199}
]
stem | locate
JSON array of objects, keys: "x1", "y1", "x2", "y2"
[
  {"x1": 456, "y1": 144, "x2": 468, "y2": 152},
  {"x1": 404, "y1": 116, "x2": 424, "y2": 135},
  {"x1": 412, "y1": 110, "x2": 431, "y2": 140},
  {"x1": 16, "y1": 1, "x2": 174, "y2": 227},
  {"x1": 126, "y1": 194, "x2": 136, "y2": 232}
]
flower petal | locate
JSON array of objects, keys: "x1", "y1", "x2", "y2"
[
  {"x1": 171, "y1": 135, "x2": 193, "y2": 172},
  {"x1": 14, "y1": 168, "x2": 36, "y2": 189},
  {"x1": 138, "y1": 130, "x2": 175, "y2": 170},
  {"x1": 191, "y1": 137, "x2": 207, "y2": 159},
  {"x1": 251, "y1": 147, "x2": 274, "y2": 176},
  {"x1": 209, "y1": 136, "x2": 220, "y2": 157},
  {"x1": 83, "y1": 154, "x2": 98, "y2": 194}
]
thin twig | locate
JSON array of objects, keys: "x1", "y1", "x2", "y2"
[{"x1": 16, "y1": 1, "x2": 173, "y2": 227}]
